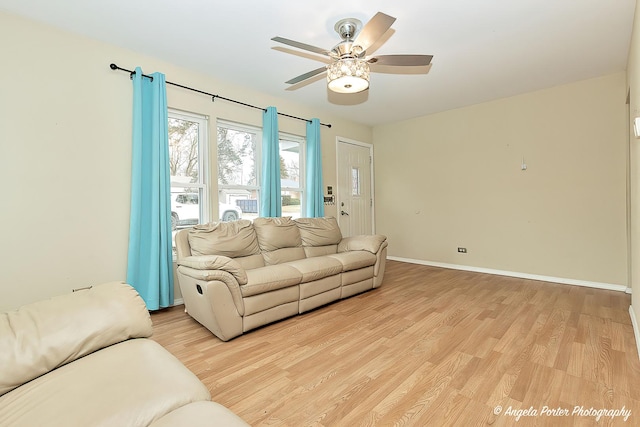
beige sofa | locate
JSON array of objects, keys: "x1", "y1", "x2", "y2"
[
  {"x1": 175, "y1": 216, "x2": 388, "y2": 341},
  {"x1": 0, "y1": 282, "x2": 248, "y2": 427}
]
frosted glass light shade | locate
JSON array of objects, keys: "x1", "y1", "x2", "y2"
[{"x1": 327, "y1": 59, "x2": 370, "y2": 93}]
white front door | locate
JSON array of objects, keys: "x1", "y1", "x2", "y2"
[{"x1": 336, "y1": 138, "x2": 374, "y2": 237}]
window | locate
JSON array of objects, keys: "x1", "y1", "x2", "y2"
[
  {"x1": 217, "y1": 121, "x2": 260, "y2": 221},
  {"x1": 280, "y1": 134, "x2": 304, "y2": 218},
  {"x1": 352, "y1": 167, "x2": 361, "y2": 196},
  {"x1": 168, "y1": 110, "x2": 209, "y2": 238},
  {"x1": 217, "y1": 121, "x2": 306, "y2": 220}
]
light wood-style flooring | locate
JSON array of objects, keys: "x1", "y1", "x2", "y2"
[{"x1": 151, "y1": 261, "x2": 640, "y2": 426}]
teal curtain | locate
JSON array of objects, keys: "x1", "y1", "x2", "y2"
[
  {"x1": 305, "y1": 118, "x2": 324, "y2": 217},
  {"x1": 126, "y1": 67, "x2": 173, "y2": 310},
  {"x1": 260, "y1": 106, "x2": 282, "y2": 217}
]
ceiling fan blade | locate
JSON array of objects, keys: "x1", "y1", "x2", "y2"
[
  {"x1": 368, "y1": 54, "x2": 433, "y2": 67},
  {"x1": 271, "y1": 37, "x2": 330, "y2": 57},
  {"x1": 354, "y1": 12, "x2": 396, "y2": 52},
  {"x1": 285, "y1": 66, "x2": 327, "y2": 85}
]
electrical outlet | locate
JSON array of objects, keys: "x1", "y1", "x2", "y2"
[{"x1": 457, "y1": 247, "x2": 467, "y2": 253}]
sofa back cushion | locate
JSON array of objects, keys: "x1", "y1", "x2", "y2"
[
  {"x1": 253, "y1": 217, "x2": 305, "y2": 265},
  {"x1": 0, "y1": 282, "x2": 152, "y2": 397},
  {"x1": 188, "y1": 220, "x2": 261, "y2": 258},
  {"x1": 295, "y1": 217, "x2": 342, "y2": 246},
  {"x1": 295, "y1": 217, "x2": 342, "y2": 257}
]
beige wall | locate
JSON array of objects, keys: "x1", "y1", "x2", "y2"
[
  {"x1": 0, "y1": 11, "x2": 371, "y2": 311},
  {"x1": 1, "y1": 8, "x2": 631, "y2": 312},
  {"x1": 627, "y1": 0, "x2": 640, "y2": 330},
  {"x1": 373, "y1": 73, "x2": 628, "y2": 286}
]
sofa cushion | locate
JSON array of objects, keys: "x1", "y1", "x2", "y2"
[
  {"x1": 188, "y1": 220, "x2": 260, "y2": 257},
  {"x1": 253, "y1": 217, "x2": 302, "y2": 251},
  {"x1": 285, "y1": 256, "x2": 343, "y2": 282},
  {"x1": 303, "y1": 245, "x2": 338, "y2": 258},
  {"x1": 0, "y1": 339, "x2": 211, "y2": 427},
  {"x1": 295, "y1": 217, "x2": 342, "y2": 246},
  {"x1": 327, "y1": 251, "x2": 377, "y2": 272},
  {"x1": 0, "y1": 282, "x2": 152, "y2": 397},
  {"x1": 242, "y1": 264, "x2": 302, "y2": 297}
]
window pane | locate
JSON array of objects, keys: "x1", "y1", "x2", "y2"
[
  {"x1": 280, "y1": 139, "x2": 300, "y2": 188},
  {"x1": 220, "y1": 189, "x2": 258, "y2": 222},
  {"x1": 217, "y1": 126, "x2": 257, "y2": 186},
  {"x1": 280, "y1": 136, "x2": 303, "y2": 217},
  {"x1": 169, "y1": 118, "x2": 199, "y2": 184},
  {"x1": 282, "y1": 190, "x2": 302, "y2": 219},
  {"x1": 170, "y1": 188, "x2": 202, "y2": 230},
  {"x1": 352, "y1": 167, "x2": 361, "y2": 196}
]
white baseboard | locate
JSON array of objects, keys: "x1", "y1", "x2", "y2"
[
  {"x1": 629, "y1": 306, "x2": 640, "y2": 361},
  {"x1": 387, "y1": 256, "x2": 629, "y2": 293}
]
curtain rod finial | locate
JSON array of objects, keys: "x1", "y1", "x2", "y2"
[{"x1": 109, "y1": 63, "x2": 118, "y2": 70}]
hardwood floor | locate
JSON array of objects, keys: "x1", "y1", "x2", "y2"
[{"x1": 151, "y1": 261, "x2": 640, "y2": 426}]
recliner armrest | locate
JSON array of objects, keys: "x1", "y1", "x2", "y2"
[
  {"x1": 176, "y1": 266, "x2": 245, "y2": 317},
  {"x1": 338, "y1": 235, "x2": 388, "y2": 254},
  {"x1": 178, "y1": 255, "x2": 248, "y2": 285}
]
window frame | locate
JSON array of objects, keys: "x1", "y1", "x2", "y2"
[{"x1": 168, "y1": 108, "x2": 210, "y2": 226}]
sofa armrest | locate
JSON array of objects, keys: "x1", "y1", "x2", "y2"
[
  {"x1": 178, "y1": 255, "x2": 248, "y2": 285},
  {"x1": 177, "y1": 266, "x2": 245, "y2": 316},
  {"x1": 338, "y1": 234, "x2": 388, "y2": 254}
]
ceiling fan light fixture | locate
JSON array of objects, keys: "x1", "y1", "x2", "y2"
[{"x1": 327, "y1": 58, "x2": 370, "y2": 93}]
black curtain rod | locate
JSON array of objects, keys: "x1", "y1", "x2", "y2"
[{"x1": 109, "y1": 63, "x2": 331, "y2": 128}]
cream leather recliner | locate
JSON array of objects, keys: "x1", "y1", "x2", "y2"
[{"x1": 0, "y1": 282, "x2": 248, "y2": 427}]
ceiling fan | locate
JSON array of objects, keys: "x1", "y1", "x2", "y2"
[{"x1": 271, "y1": 12, "x2": 433, "y2": 94}]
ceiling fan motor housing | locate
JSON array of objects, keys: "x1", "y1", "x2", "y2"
[
  {"x1": 333, "y1": 18, "x2": 365, "y2": 58},
  {"x1": 332, "y1": 41, "x2": 364, "y2": 58}
]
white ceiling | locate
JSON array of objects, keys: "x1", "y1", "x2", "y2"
[{"x1": 0, "y1": 0, "x2": 636, "y2": 126}]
